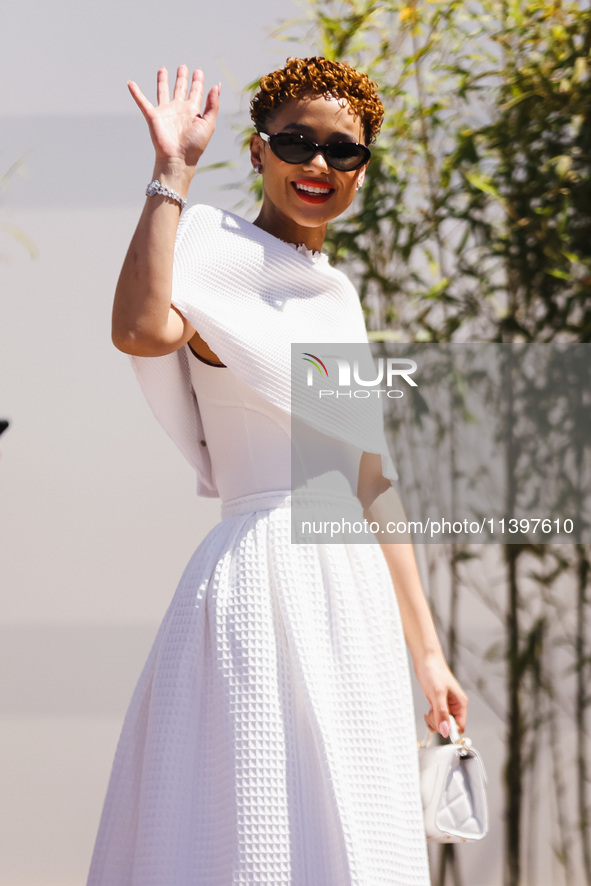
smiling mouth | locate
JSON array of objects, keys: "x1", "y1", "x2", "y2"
[{"x1": 291, "y1": 181, "x2": 335, "y2": 203}]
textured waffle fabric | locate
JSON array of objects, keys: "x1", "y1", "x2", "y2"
[
  {"x1": 130, "y1": 204, "x2": 398, "y2": 497},
  {"x1": 88, "y1": 209, "x2": 431, "y2": 885}
]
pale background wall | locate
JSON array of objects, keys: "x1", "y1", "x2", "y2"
[{"x1": 0, "y1": 2, "x2": 564, "y2": 884}]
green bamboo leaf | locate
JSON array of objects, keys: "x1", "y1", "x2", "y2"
[
  {"x1": 573, "y1": 57, "x2": 588, "y2": 83},
  {"x1": 424, "y1": 277, "x2": 451, "y2": 298},
  {"x1": 498, "y1": 89, "x2": 544, "y2": 110},
  {"x1": 194, "y1": 161, "x2": 235, "y2": 174},
  {"x1": 561, "y1": 251, "x2": 580, "y2": 264},
  {"x1": 553, "y1": 155, "x2": 572, "y2": 179},
  {"x1": 546, "y1": 268, "x2": 571, "y2": 280},
  {"x1": 0, "y1": 223, "x2": 38, "y2": 259},
  {"x1": 464, "y1": 170, "x2": 501, "y2": 199}
]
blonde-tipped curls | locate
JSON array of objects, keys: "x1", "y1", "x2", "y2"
[{"x1": 250, "y1": 56, "x2": 384, "y2": 145}]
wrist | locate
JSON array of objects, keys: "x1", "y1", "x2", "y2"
[
  {"x1": 151, "y1": 160, "x2": 196, "y2": 197},
  {"x1": 145, "y1": 179, "x2": 186, "y2": 210},
  {"x1": 413, "y1": 646, "x2": 448, "y2": 675}
]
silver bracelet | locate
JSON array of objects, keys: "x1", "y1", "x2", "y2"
[{"x1": 145, "y1": 179, "x2": 187, "y2": 210}]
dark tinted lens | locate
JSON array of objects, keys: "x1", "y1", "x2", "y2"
[
  {"x1": 268, "y1": 132, "x2": 370, "y2": 171},
  {"x1": 325, "y1": 142, "x2": 370, "y2": 171},
  {"x1": 271, "y1": 134, "x2": 315, "y2": 164}
]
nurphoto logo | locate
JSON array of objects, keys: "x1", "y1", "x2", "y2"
[{"x1": 302, "y1": 352, "x2": 418, "y2": 398}]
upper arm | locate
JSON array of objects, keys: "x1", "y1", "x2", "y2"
[{"x1": 113, "y1": 304, "x2": 196, "y2": 357}]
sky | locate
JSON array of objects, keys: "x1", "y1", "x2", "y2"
[{"x1": 0, "y1": 2, "x2": 548, "y2": 883}]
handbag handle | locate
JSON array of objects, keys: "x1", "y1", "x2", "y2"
[{"x1": 419, "y1": 715, "x2": 471, "y2": 749}]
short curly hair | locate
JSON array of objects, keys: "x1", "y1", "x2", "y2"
[{"x1": 250, "y1": 56, "x2": 384, "y2": 145}]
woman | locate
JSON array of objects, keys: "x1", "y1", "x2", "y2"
[{"x1": 87, "y1": 57, "x2": 467, "y2": 886}]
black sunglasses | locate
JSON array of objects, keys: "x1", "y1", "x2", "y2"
[{"x1": 258, "y1": 131, "x2": 371, "y2": 172}]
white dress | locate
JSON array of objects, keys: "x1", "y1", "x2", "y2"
[{"x1": 87, "y1": 207, "x2": 431, "y2": 885}]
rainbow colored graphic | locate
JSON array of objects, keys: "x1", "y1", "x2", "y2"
[{"x1": 302, "y1": 353, "x2": 329, "y2": 377}]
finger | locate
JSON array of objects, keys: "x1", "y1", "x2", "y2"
[
  {"x1": 201, "y1": 83, "x2": 221, "y2": 124},
  {"x1": 156, "y1": 67, "x2": 170, "y2": 105},
  {"x1": 187, "y1": 68, "x2": 204, "y2": 108},
  {"x1": 424, "y1": 706, "x2": 439, "y2": 732},
  {"x1": 127, "y1": 80, "x2": 155, "y2": 117},
  {"x1": 431, "y1": 692, "x2": 450, "y2": 738},
  {"x1": 173, "y1": 64, "x2": 189, "y2": 101},
  {"x1": 425, "y1": 710, "x2": 449, "y2": 738},
  {"x1": 449, "y1": 692, "x2": 468, "y2": 734},
  {"x1": 424, "y1": 713, "x2": 436, "y2": 732}
]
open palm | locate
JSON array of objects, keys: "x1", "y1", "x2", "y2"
[{"x1": 128, "y1": 65, "x2": 220, "y2": 169}]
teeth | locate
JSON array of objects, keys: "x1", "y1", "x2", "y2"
[{"x1": 296, "y1": 183, "x2": 332, "y2": 195}]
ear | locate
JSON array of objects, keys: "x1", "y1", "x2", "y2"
[
  {"x1": 249, "y1": 132, "x2": 264, "y2": 173},
  {"x1": 356, "y1": 162, "x2": 368, "y2": 188}
]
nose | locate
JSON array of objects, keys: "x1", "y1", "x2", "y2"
[{"x1": 302, "y1": 148, "x2": 330, "y2": 174}]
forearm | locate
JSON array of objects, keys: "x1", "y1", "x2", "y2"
[
  {"x1": 378, "y1": 540, "x2": 444, "y2": 665},
  {"x1": 361, "y1": 473, "x2": 468, "y2": 735},
  {"x1": 111, "y1": 162, "x2": 193, "y2": 356},
  {"x1": 363, "y1": 486, "x2": 444, "y2": 667}
]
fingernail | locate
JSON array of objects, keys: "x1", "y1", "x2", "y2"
[{"x1": 439, "y1": 721, "x2": 450, "y2": 738}]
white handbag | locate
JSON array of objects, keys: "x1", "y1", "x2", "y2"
[{"x1": 418, "y1": 716, "x2": 489, "y2": 843}]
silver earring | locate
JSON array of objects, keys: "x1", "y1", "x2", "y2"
[
  {"x1": 356, "y1": 181, "x2": 363, "y2": 190},
  {"x1": 255, "y1": 165, "x2": 262, "y2": 173}
]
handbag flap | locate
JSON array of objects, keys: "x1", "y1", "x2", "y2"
[{"x1": 434, "y1": 750, "x2": 489, "y2": 840}]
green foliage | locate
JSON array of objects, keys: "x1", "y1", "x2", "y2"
[{"x1": 447, "y1": 0, "x2": 591, "y2": 343}]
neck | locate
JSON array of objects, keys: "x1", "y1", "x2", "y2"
[{"x1": 252, "y1": 204, "x2": 327, "y2": 253}]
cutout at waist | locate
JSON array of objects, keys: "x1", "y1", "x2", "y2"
[{"x1": 187, "y1": 340, "x2": 226, "y2": 368}]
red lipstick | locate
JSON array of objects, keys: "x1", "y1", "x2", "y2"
[{"x1": 291, "y1": 180, "x2": 335, "y2": 204}]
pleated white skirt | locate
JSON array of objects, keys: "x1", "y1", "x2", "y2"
[{"x1": 87, "y1": 491, "x2": 431, "y2": 885}]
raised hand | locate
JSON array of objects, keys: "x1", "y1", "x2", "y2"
[{"x1": 128, "y1": 65, "x2": 220, "y2": 179}]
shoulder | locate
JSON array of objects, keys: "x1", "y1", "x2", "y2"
[
  {"x1": 323, "y1": 260, "x2": 363, "y2": 303},
  {"x1": 177, "y1": 204, "x2": 257, "y2": 243},
  {"x1": 174, "y1": 205, "x2": 276, "y2": 271},
  {"x1": 176, "y1": 203, "x2": 224, "y2": 241}
]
